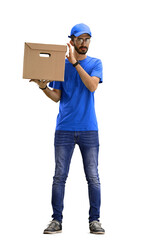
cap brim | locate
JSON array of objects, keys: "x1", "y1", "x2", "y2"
[{"x1": 68, "y1": 31, "x2": 92, "y2": 38}]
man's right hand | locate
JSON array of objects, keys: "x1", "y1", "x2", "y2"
[{"x1": 29, "y1": 79, "x2": 50, "y2": 89}]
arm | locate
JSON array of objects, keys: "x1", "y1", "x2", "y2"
[
  {"x1": 66, "y1": 43, "x2": 100, "y2": 92},
  {"x1": 29, "y1": 79, "x2": 61, "y2": 103},
  {"x1": 74, "y1": 64, "x2": 99, "y2": 92},
  {"x1": 43, "y1": 87, "x2": 61, "y2": 103}
]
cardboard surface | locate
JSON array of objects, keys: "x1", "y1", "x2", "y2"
[{"x1": 23, "y1": 42, "x2": 67, "y2": 81}]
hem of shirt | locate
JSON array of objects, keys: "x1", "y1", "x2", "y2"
[{"x1": 55, "y1": 127, "x2": 99, "y2": 131}]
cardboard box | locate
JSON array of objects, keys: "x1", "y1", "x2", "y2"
[{"x1": 23, "y1": 42, "x2": 67, "y2": 81}]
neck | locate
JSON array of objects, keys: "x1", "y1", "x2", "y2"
[{"x1": 73, "y1": 49, "x2": 87, "y2": 61}]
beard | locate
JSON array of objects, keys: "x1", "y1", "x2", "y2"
[{"x1": 74, "y1": 44, "x2": 88, "y2": 55}]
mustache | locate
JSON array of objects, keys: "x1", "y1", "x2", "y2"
[{"x1": 80, "y1": 46, "x2": 88, "y2": 49}]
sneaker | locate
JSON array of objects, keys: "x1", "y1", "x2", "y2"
[
  {"x1": 89, "y1": 220, "x2": 105, "y2": 234},
  {"x1": 43, "y1": 220, "x2": 62, "y2": 234}
]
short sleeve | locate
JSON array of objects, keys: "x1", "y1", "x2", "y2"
[
  {"x1": 90, "y1": 59, "x2": 103, "y2": 83},
  {"x1": 49, "y1": 81, "x2": 62, "y2": 90}
]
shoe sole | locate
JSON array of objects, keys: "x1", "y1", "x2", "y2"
[
  {"x1": 90, "y1": 231, "x2": 105, "y2": 234},
  {"x1": 43, "y1": 230, "x2": 62, "y2": 234}
]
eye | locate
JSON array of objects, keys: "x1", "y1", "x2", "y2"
[{"x1": 76, "y1": 38, "x2": 83, "y2": 44}]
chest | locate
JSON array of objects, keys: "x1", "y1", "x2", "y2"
[{"x1": 63, "y1": 63, "x2": 93, "y2": 90}]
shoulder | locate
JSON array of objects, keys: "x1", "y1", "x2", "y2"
[
  {"x1": 86, "y1": 56, "x2": 102, "y2": 65},
  {"x1": 86, "y1": 57, "x2": 103, "y2": 70}
]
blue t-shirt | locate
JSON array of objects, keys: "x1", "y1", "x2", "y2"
[{"x1": 49, "y1": 56, "x2": 103, "y2": 131}]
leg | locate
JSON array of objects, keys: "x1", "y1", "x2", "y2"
[
  {"x1": 51, "y1": 131, "x2": 75, "y2": 223},
  {"x1": 78, "y1": 131, "x2": 101, "y2": 223}
]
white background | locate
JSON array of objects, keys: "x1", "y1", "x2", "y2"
[{"x1": 0, "y1": 0, "x2": 160, "y2": 239}]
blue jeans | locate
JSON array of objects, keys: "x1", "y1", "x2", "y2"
[{"x1": 51, "y1": 131, "x2": 101, "y2": 223}]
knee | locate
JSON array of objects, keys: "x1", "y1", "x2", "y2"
[
  {"x1": 86, "y1": 175, "x2": 100, "y2": 186},
  {"x1": 53, "y1": 173, "x2": 68, "y2": 185}
]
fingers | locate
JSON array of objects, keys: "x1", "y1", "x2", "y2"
[
  {"x1": 29, "y1": 79, "x2": 40, "y2": 83},
  {"x1": 29, "y1": 79, "x2": 50, "y2": 89},
  {"x1": 66, "y1": 43, "x2": 72, "y2": 60},
  {"x1": 67, "y1": 43, "x2": 72, "y2": 53},
  {"x1": 29, "y1": 79, "x2": 49, "y2": 83}
]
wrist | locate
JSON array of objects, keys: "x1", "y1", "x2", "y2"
[
  {"x1": 72, "y1": 59, "x2": 77, "y2": 64},
  {"x1": 73, "y1": 60, "x2": 80, "y2": 67},
  {"x1": 39, "y1": 85, "x2": 47, "y2": 90}
]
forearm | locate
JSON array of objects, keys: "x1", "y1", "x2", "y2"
[
  {"x1": 75, "y1": 64, "x2": 98, "y2": 92},
  {"x1": 66, "y1": 43, "x2": 99, "y2": 92},
  {"x1": 42, "y1": 87, "x2": 60, "y2": 102}
]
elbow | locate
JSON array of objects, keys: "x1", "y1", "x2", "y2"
[
  {"x1": 54, "y1": 97, "x2": 61, "y2": 103},
  {"x1": 90, "y1": 88, "x2": 96, "y2": 93},
  {"x1": 88, "y1": 76, "x2": 100, "y2": 92},
  {"x1": 88, "y1": 79, "x2": 99, "y2": 92},
  {"x1": 52, "y1": 89, "x2": 61, "y2": 103},
  {"x1": 89, "y1": 85, "x2": 98, "y2": 92}
]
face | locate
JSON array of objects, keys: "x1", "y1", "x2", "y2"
[{"x1": 72, "y1": 33, "x2": 91, "y2": 55}]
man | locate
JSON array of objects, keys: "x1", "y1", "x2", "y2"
[{"x1": 30, "y1": 23, "x2": 105, "y2": 234}]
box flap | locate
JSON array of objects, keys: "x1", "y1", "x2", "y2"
[{"x1": 25, "y1": 42, "x2": 67, "y2": 52}]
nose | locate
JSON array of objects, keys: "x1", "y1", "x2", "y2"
[{"x1": 81, "y1": 40, "x2": 86, "y2": 46}]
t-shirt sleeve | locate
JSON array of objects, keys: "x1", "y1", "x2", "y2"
[
  {"x1": 49, "y1": 81, "x2": 62, "y2": 90},
  {"x1": 90, "y1": 59, "x2": 103, "y2": 83}
]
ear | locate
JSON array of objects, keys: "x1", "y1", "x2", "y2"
[{"x1": 70, "y1": 40, "x2": 74, "y2": 46}]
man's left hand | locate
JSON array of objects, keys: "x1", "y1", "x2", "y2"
[{"x1": 66, "y1": 43, "x2": 77, "y2": 65}]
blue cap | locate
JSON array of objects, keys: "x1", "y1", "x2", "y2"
[{"x1": 68, "y1": 23, "x2": 92, "y2": 38}]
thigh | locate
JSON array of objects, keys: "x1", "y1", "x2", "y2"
[
  {"x1": 78, "y1": 131, "x2": 99, "y2": 174},
  {"x1": 54, "y1": 131, "x2": 75, "y2": 146},
  {"x1": 78, "y1": 131, "x2": 99, "y2": 148},
  {"x1": 54, "y1": 145, "x2": 75, "y2": 177},
  {"x1": 79, "y1": 145, "x2": 99, "y2": 175},
  {"x1": 54, "y1": 131, "x2": 75, "y2": 176}
]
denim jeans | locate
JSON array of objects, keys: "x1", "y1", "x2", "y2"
[{"x1": 51, "y1": 131, "x2": 101, "y2": 223}]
